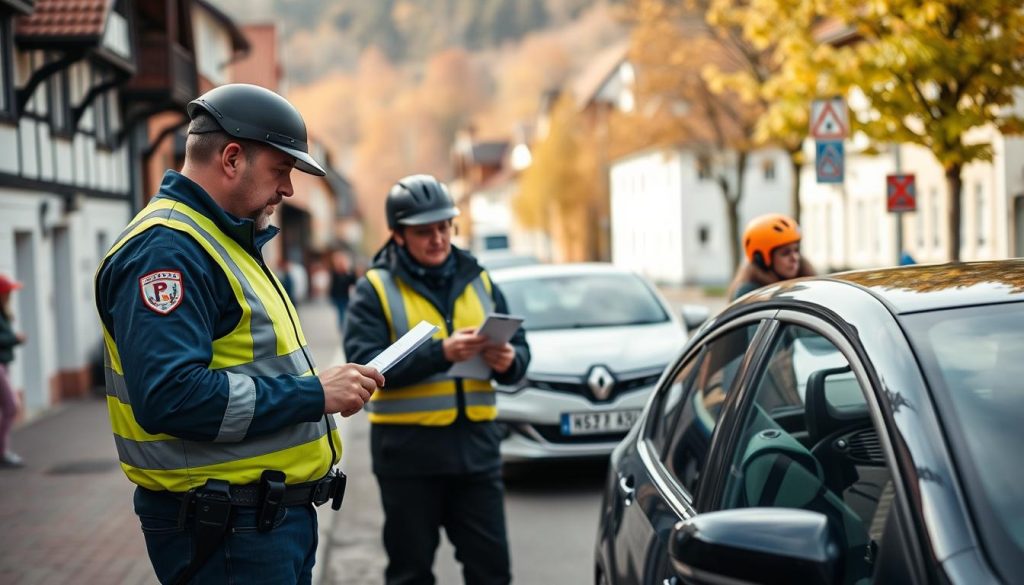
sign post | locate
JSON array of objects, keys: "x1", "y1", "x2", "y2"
[
  {"x1": 886, "y1": 174, "x2": 917, "y2": 212},
  {"x1": 888, "y1": 171, "x2": 916, "y2": 265},
  {"x1": 815, "y1": 141, "x2": 844, "y2": 183},
  {"x1": 811, "y1": 97, "x2": 848, "y2": 185}
]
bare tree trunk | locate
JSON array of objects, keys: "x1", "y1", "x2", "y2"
[
  {"x1": 727, "y1": 197, "x2": 741, "y2": 270},
  {"x1": 719, "y1": 151, "x2": 748, "y2": 270},
  {"x1": 946, "y1": 164, "x2": 963, "y2": 262},
  {"x1": 789, "y1": 149, "x2": 802, "y2": 222}
]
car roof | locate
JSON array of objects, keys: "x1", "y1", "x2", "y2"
[
  {"x1": 742, "y1": 260, "x2": 1024, "y2": 314},
  {"x1": 488, "y1": 262, "x2": 640, "y2": 281}
]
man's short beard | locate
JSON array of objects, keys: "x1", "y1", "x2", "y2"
[
  {"x1": 255, "y1": 210, "x2": 272, "y2": 231},
  {"x1": 235, "y1": 166, "x2": 273, "y2": 230}
]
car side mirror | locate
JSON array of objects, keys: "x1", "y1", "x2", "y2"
[
  {"x1": 680, "y1": 304, "x2": 710, "y2": 331},
  {"x1": 669, "y1": 508, "x2": 838, "y2": 585}
]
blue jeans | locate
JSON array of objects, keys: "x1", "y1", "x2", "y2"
[{"x1": 134, "y1": 487, "x2": 318, "y2": 584}]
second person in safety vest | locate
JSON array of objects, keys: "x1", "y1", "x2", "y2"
[{"x1": 343, "y1": 174, "x2": 530, "y2": 585}]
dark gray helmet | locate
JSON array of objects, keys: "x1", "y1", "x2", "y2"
[
  {"x1": 186, "y1": 83, "x2": 325, "y2": 176},
  {"x1": 386, "y1": 174, "x2": 460, "y2": 229}
]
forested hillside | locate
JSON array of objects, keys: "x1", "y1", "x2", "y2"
[
  {"x1": 210, "y1": 0, "x2": 626, "y2": 247},
  {"x1": 215, "y1": 0, "x2": 615, "y2": 82}
]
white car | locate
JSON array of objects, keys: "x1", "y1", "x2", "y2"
[{"x1": 490, "y1": 263, "x2": 708, "y2": 463}]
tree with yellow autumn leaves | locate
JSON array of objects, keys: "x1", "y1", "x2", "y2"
[
  {"x1": 516, "y1": 92, "x2": 604, "y2": 262},
  {"x1": 826, "y1": 0, "x2": 1024, "y2": 262},
  {"x1": 626, "y1": 0, "x2": 1024, "y2": 264}
]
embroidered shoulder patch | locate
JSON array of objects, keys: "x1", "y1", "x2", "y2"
[{"x1": 139, "y1": 270, "x2": 184, "y2": 315}]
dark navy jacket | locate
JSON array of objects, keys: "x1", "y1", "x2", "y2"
[
  {"x1": 343, "y1": 241, "x2": 530, "y2": 477},
  {"x1": 0, "y1": 310, "x2": 21, "y2": 365},
  {"x1": 95, "y1": 171, "x2": 324, "y2": 441}
]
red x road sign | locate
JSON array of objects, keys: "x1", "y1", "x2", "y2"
[{"x1": 887, "y1": 174, "x2": 916, "y2": 212}]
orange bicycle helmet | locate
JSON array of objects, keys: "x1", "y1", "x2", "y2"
[{"x1": 743, "y1": 213, "x2": 801, "y2": 269}]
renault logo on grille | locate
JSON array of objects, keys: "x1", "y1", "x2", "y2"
[{"x1": 588, "y1": 366, "x2": 616, "y2": 401}]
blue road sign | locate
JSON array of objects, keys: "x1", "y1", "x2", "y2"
[{"x1": 816, "y1": 140, "x2": 844, "y2": 184}]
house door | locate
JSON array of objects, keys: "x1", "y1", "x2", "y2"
[
  {"x1": 52, "y1": 226, "x2": 77, "y2": 374},
  {"x1": 14, "y1": 231, "x2": 44, "y2": 411}
]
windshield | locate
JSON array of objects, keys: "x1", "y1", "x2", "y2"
[
  {"x1": 497, "y1": 272, "x2": 669, "y2": 331},
  {"x1": 904, "y1": 303, "x2": 1024, "y2": 578}
]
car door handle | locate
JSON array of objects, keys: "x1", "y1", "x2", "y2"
[{"x1": 618, "y1": 474, "x2": 635, "y2": 505}]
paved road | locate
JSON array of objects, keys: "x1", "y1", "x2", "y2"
[
  {"x1": 0, "y1": 287, "x2": 725, "y2": 585},
  {"x1": 318, "y1": 408, "x2": 609, "y2": 585},
  {"x1": 314, "y1": 288, "x2": 729, "y2": 585}
]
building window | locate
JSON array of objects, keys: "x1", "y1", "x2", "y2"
[
  {"x1": 976, "y1": 182, "x2": 986, "y2": 247},
  {"x1": 93, "y1": 68, "x2": 120, "y2": 149},
  {"x1": 931, "y1": 187, "x2": 941, "y2": 249},
  {"x1": 94, "y1": 90, "x2": 112, "y2": 147},
  {"x1": 0, "y1": 18, "x2": 14, "y2": 120},
  {"x1": 697, "y1": 154, "x2": 712, "y2": 181},
  {"x1": 48, "y1": 56, "x2": 72, "y2": 137},
  {"x1": 762, "y1": 159, "x2": 776, "y2": 181},
  {"x1": 698, "y1": 225, "x2": 710, "y2": 246}
]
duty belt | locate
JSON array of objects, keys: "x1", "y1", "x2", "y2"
[
  {"x1": 170, "y1": 470, "x2": 347, "y2": 585},
  {"x1": 214, "y1": 472, "x2": 345, "y2": 508}
]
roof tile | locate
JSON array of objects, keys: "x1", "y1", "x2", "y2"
[{"x1": 16, "y1": 0, "x2": 110, "y2": 40}]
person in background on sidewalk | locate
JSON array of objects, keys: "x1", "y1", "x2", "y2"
[
  {"x1": 728, "y1": 213, "x2": 815, "y2": 301},
  {"x1": 344, "y1": 174, "x2": 531, "y2": 585},
  {"x1": 328, "y1": 248, "x2": 357, "y2": 331},
  {"x1": 0, "y1": 274, "x2": 25, "y2": 468},
  {"x1": 95, "y1": 83, "x2": 384, "y2": 585}
]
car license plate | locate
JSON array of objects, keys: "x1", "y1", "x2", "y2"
[{"x1": 560, "y1": 410, "x2": 641, "y2": 435}]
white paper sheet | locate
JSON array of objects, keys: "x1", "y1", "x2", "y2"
[
  {"x1": 447, "y1": 313, "x2": 524, "y2": 379},
  {"x1": 366, "y1": 320, "x2": 440, "y2": 374}
]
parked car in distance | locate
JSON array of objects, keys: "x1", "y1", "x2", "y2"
[
  {"x1": 489, "y1": 263, "x2": 708, "y2": 465},
  {"x1": 595, "y1": 261, "x2": 1024, "y2": 585},
  {"x1": 476, "y1": 249, "x2": 542, "y2": 271}
]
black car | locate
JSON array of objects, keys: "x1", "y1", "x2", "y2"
[{"x1": 595, "y1": 262, "x2": 1024, "y2": 585}]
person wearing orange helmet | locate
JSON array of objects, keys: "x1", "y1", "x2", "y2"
[
  {"x1": 0, "y1": 273, "x2": 26, "y2": 468},
  {"x1": 727, "y1": 213, "x2": 816, "y2": 300}
]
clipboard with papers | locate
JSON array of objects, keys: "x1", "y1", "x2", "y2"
[
  {"x1": 447, "y1": 313, "x2": 524, "y2": 380},
  {"x1": 365, "y1": 320, "x2": 440, "y2": 374}
]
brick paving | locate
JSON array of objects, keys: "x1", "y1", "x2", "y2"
[
  {"x1": 0, "y1": 300, "x2": 346, "y2": 585},
  {"x1": 0, "y1": 398, "x2": 154, "y2": 585},
  {"x1": 0, "y1": 286, "x2": 718, "y2": 584}
]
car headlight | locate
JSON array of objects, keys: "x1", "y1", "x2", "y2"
[{"x1": 494, "y1": 378, "x2": 529, "y2": 393}]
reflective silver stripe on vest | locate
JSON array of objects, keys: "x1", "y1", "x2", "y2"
[
  {"x1": 105, "y1": 370, "x2": 129, "y2": 403},
  {"x1": 375, "y1": 270, "x2": 493, "y2": 339},
  {"x1": 113, "y1": 420, "x2": 327, "y2": 470},
  {"x1": 104, "y1": 347, "x2": 313, "y2": 405},
  {"x1": 217, "y1": 347, "x2": 310, "y2": 377},
  {"x1": 374, "y1": 270, "x2": 409, "y2": 338},
  {"x1": 120, "y1": 206, "x2": 278, "y2": 360},
  {"x1": 216, "y1": 372, "x2": 256, "y2": 443},
  {"x1": 471, "y1": 276, "x2": 494, "y2": 314},
  {"x1": 364, "y1": 394, "x2": 458, "y2": 414},
  {"x1": 464, "y1": 391, "x2": 497, "y2": 407}
]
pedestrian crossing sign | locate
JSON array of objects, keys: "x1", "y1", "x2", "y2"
[
  {"x1": 810, "y1": 98, "x2": 848, "y2": 140},
  {"x1": 815, "y1": 141, "x2": 844, "y2": 184}
]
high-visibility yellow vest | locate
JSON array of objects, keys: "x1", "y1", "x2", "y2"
[
  {"x1": 365, "y1": 267, "x2": 497, "y2": 425},
  {"x1": 96, "y1": 197, "x2": 340, "y2": 492}
]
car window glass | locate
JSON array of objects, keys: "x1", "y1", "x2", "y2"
[
  {"x1": 647, "y1": 351, "x2": 704, "y2": 457},
  {"x1": 903, "y1": 305, "x2": 1024, "y2": 574},
  {"x1": 662, "y1": 323, "x2": 760, "y2": 497},
  {"x1": 719, "y1": 324, "x2": 891, "y2": 585},
  {"x1": 498, "y1": 273, "x2": 669, "y2": 331}
]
